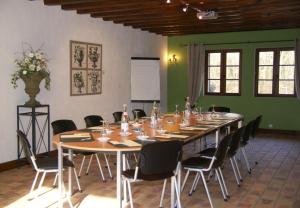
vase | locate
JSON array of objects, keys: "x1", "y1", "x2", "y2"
[{"x1": 20, "y1": 71, "x2": 46, "y2": 107}]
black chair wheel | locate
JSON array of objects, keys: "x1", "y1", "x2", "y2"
[
  {"x1": 240, "y1": 179, "x2": 243, "y2": 182},
  {"x1": 238, "y1": 184, "x2": 241, "y2": 187},
  {"x1": 255, "y1": 161, "x2": 258, "y2": 165},
  {"x1": 85, "y1": 173, "x2": 89, "y2": 175},
  {"x1": 103, "y1": 180, "x2": 107, "y2": 183},
  {"x1": 79, "y1": 190, "x2": 83, "y2": 193},
  {"x1": 188, "y1": 193, "x2": 193, "y2": 196},
  {"x1": 78, "y1": 176, "x2": 81, "y2": 179},
  {"x1": 224, "y1": 198, "x2": 228, "y2": 202},
  {"x1": 227, "y1": 195, "x2": 230, "y2": 198}
]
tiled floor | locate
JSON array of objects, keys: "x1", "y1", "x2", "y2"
[{"x1": 0, "y1": 133, "x2": 300, "y2": 208}]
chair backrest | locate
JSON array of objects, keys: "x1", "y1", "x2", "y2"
[
  {"x1": 241, "y1": 119, "x2": 256, "y2": 145},
  {"x1": 17, "y1": 130, "x2": 37, "y2": 170},
  {"x1": 138, "y1": 141, "x2": 183, "y2": 175},
  {"x1": 251, "y1": 115, "x2": 262, "y2": 138},
  {"x1": 212, "y1": 133, "x2": 232, "y2": 168},
  {"x1": 51, "y1": 119, "x2": 77, "y2": 135},
  {"x1": 113, "y1": 111, "x2": 123, "y2": 123},
  {"x1": 132, "y1": 109, "x2": 147, "y2": 119},
  {"x1": 208, "y1": 106, "x2": 230, "y2": 113},
  {"x1": 84, "y1": 115, "x2": 103, "y2": 127},
  {"x1": 227, "y1": 126, "x2": 245, "y2": 157}
]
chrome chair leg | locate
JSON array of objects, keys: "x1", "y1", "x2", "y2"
[
  {"x1": 159, "y1": 179, "x2": 167, "y2": 208},
  {"x1": 234, "y1": 156, "x2": 243, "y2": 181},
  {"x1": 200, "y1": 171, "x2": 214, "y2": 208},
  {"x1": 218, "y1": 168, "x2": 229, "y2": 198},
  {"x1": 127, "y1": 180, "x2": 134, "y2": 208},
  {"x1": 95, "y1": 154, "x2": 106, "y2": 182},
  {"x1": 173, "y1": 177, "x2": 182, "y2": 208},
  {"x1": 189, "y1": 173, "x2": 198, "y2": 196},
  {"x1": 30, "y1": 172, "x2": 40, "y2": 194},
  {"x1": 181, "y1": 170, "x2": 190, "y2": 192},
  {"x1": 85, "y1": 154, "x2": 94, "y2": 175},
  {"x1": 78, "y1": 155, "x2": 86, "y2": 178},
  {"x1": 241, "y1": 147, "x2": 251, "y2": 174},
  {"x1": 230, "y1": 158, "x2": 240, "y2": 186},
  {"x1": 104, "y1": 154, "x2": 113, "y2": 179},
  {"x1": 215, "y1": 169, "x2": 227, "y2": 201},
  {"x1": 73, "y1": 168, "x2": 82, "y2": 192},
  {"x1": 192, "y1": 173, "x2": 201, "y2": 193},
  {"x1": 53, "y1": 173, "x2": 58, "y2": 187},
  {"x1": 37, "y1": 172, "x2": 46, "y2": 191}
]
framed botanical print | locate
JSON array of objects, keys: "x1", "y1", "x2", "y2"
[{"x1": 70, "y1": 41, "x2": 102, "y2": 96}]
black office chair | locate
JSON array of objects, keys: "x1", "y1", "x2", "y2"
[
  {"x1": 84, "y1": 115, "x2": 104, "y2": 127},
  {"x1": 240, "y1": 119, "x2": 256, "y2": 174},
  {"x1": 51, "y1": 119, "x2": 110, "y2": 182},
  {"x1": 181, "y1": 133, "x2": 232, "y2": 208},
  {"x1": 208, "y1": 106, "x2": 231, "y2": 113},
  {"x1": 132, "y1": 109, "x2": 146, "y2": 120},
  {"x1": 198, "y1": 126, "x2": 245, "y2": 187},
  {"x1": 17, "y1": 130, "x2": 81, "y2": 198},
  {"x1": 112, "y1": 111, "x2": 123, "y2": 123},
  {"x1": 122, "y1": 141, "x2": 183, "y2": 208}
]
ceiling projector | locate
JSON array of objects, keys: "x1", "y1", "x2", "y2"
[{"x1": 197, "y1": 11, "x2": 218, "y2": 20}]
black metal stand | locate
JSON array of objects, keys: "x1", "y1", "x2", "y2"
[{"x1": 17, "y1": 105, "x2": 50, "y2": 160}]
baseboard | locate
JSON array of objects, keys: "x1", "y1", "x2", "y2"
[
  {"x1": 0, "y1": 150, "x2": 57, "y2": 173},
  {"x1": 258, "y1": 128, "x2": 300, "y2": 136}
]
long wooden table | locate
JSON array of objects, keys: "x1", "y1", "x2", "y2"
[{"x1": 52, "y1": 112, "x2": 243, "y2": 208}]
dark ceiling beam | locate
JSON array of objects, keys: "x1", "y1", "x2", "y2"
[{"x1": 44, "y1": 0, "x2": 106, "y2": 6}]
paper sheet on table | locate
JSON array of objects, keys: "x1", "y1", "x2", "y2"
[
  {"x1": 109, "y1": 140, "x2": 141, "y2": 147},
  {"x1": 180, "y1": 127, "x2": 209, "y2": 131},
  {"x1": 156, "y1": 134, "x2": 188, "y2": 139}
]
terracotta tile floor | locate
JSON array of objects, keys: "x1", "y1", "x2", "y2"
[{"x1": 0, "y1": 133, "x2": 300, "y2": 208}]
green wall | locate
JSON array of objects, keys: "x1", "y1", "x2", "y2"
[{"x1": 168, "y1": 29, "x2": 300, "y2": 131}]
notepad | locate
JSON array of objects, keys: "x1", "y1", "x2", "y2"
[
  {"x1": 60, "y1": 133, "x2": 94, "y2": 142},
  {"x1": 109, "y1": 140, "x2": 141, "y2": 147},
  {"x1": 60, "y1": 133, "x2": 90, "y2": 138}
]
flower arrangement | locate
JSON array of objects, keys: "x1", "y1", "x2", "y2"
[{"x1": 11, "y1": 45, "x2": 50, "y2": 90}]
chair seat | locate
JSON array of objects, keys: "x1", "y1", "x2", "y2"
[
  {"x1": 122, "y1": 169, "x2": 174, "y2": 181},
  {"x1": 36, "y1": 157, "x2": 74, "y2": 170},
  {"x1": 182, "y1": 157, "x2": 211, "y2": 169}
]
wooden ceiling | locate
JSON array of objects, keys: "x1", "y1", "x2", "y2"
[{"x1": 43, "y1": 0, "x2": 300, "y2": 36}]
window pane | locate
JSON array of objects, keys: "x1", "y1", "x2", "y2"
[
  {"x1": 279, "y1": 81, "x2": 294, "y2": 94},
  {"x1": 226, "y1": 67, "x2": 239, "y2": 79},
  {"x1": 226, "y1": 80, "x2": 239, "y2": 93},
  {"x1": 259, "y1": 51, "x2": 274, "y2": 65},
  {"x1": 279, "y1": 66, "x2": 295, "y2": 79},
  {"x1": 208, "y1": 80, "x2": 220, "y2": 93},
  {"x1": 280, "y1": 50, "x2": 295, "y2": 65},
  {"x1": 226, "y1": 52, "x2": 240, "y2": 65},
  {"x1": 209, "y1": 67, "x2": 220, "y2": 79},
  {"x1": 258, "y1": 66, "x2": 273, "y2": 79},
  {"x1": 208, "y1": 53, "x2": 221, "y2": 66},
  {"x1": 258, "y1": 81, "x2": 272, "y2": 94}
]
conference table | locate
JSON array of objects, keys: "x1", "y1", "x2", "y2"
[{"x1": 52, "y1": 112, "x2": 243, "y2": 208}]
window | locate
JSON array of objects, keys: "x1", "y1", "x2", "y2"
[
  {"x1": 205, "y1": 50, "x2": 242, "y2": 95},
  {"x1": 255, "y1": 48, "x2": 295, "y2": 96}
]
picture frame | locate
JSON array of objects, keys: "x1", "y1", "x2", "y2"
[{"x1": 70, "y1": 41, "x2": 102, "y2": 96}]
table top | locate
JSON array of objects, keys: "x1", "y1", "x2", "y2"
[{"x1": 52, "y1": 112, "x2": 243, "y2": 152}]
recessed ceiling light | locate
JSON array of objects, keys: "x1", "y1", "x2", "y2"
[{"x1": 166, "y1": 0, "x2": 171, "y2": 3}]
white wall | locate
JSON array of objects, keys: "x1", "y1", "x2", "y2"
[{"x1": 0, "y1": 0, "x2": 167, "y2": 163}]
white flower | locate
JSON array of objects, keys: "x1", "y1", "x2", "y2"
[
  {"x1": 24, "y1": 58, "x2": 29, "y2": 63},
  {"x1": 29, "y1": 64, "x2": 35, "y2": 71},
  {"x1": 28, "y1": 52, "x2": 34, "y2": 58},
  {"x1": 22, "y1": 70, "x2": 27, "y2": 75},
  {"x1": 36, "y1": 53, "x2": 42, "y2": 60},
  {"x1": 36, "y1": 66, "x2": 41, "y2": 71}
]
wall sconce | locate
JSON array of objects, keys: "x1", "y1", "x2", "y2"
[{"x1": 169, "y1": 54, "x2": 177, "y2": 63}]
